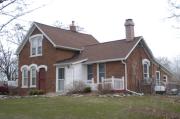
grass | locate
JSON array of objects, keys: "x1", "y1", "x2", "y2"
[{"x1": 0, "y1": 95, "x2": 180, "y2": 119}]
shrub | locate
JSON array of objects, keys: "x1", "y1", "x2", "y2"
[
  {"x1": 0, "y1": 85, "x2": 9, "y2": 95},
  {"x1": 83, "y1": 87, "x2": 91, "y2": 93},
  {"x1": 68, "y1": 80, "x2": 86, "y2": 94},
  {"x1": 8, "y1": 86, "x2": 18, "y2": 95},
  {"x1": 98, "y1": 83, "x2": 113, "y2": 94},
  {"x1": 29, "y1": 89, "x2": 44, "y2": 95}
]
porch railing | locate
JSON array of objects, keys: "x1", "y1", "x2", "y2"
[
  {"x1": 86, "y1": 76, "x2": 125, "y2": 90},
  {"x1": 102, "y1": 77, "x2": 124, "y2": 90}
]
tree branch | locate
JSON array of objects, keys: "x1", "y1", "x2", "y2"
[{"x1": 0, "y1": 0, "x2": 16, "y2": 11}]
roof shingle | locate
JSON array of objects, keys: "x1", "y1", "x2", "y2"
[
  {"x1": 35, "y1": 22, "x2": 99, "y2": 49},
  {"x1": 57, "y1": 37, "x2": 142, "y2": 64}
]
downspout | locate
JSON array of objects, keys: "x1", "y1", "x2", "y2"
[{"x1": 121, "y1": 60, "x2": 143, "y2": 96}]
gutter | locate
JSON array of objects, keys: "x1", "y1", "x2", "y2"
[{"x1": 121, "y1": 60, "x2": 144, "y2": 96}]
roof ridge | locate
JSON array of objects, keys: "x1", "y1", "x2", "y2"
[
  {"x1": 84, "y1": 36, "x2": 142, "y2": 47},
  {"x1": 34, "y1": 21, "x2": 93, "y2": 36}
]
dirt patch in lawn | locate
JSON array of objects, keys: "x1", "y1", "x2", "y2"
[{"x1": 128, "y1": 107, "x2": 180, "y2": 119}]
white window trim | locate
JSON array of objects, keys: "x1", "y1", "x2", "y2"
[
  {"x1": 21, "y1": 67, "x2": 28, "y2": 88},
  {"x1": 156, "y1": 71, "x2": 161, "y2": 85},
  {"x1": 56, "y1": 67, "x2": 65, "y2": 92},
  {"x1": 37, "y1": 65, "x2": 48, "y2": 72},
  {"x1": 30, "y1": 66, "x2": 37, "y2": 88},
  {"x1": 87, "y1": 64, "x2": 93, "y2": 80},
  {"x1": 142, "y1": 59, "x2": 150, "y2": 80},
  {"x1": 97, "y1": 63, "x2": 106, "y2": 83},
  {"x1": 163, "y1": 75, "x2": 168, "y2": 83},
  {"x1": 29, "y1": 34, "x2": 43, "y2": 57}
]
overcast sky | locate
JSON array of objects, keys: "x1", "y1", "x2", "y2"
[{"x1": 18, "y1": 0, "x2": 180, "y2": 60}]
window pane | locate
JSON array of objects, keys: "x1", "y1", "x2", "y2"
[
  {"x1": 99, "y1": 63, "x2": 105, "y2": 83},
  {"x1": 24, "y1": 78, "x2": 28, "y2": 86},
  {"x1": 31, "y1": 67, "x2": 36, "y2": 86},
  {"x1": 99, "y1": 73, "x2": 105, "y2": 82},
  {"x1": 156, "y1": 72, "x2": 160, "y2": 80},
  {"x1": 87, "y1": 65, "x2": 93, "y2": 80},
  {"x1": 32, "y1": 77, "x2": 36, "y2": 85},
  {"x1": 37, "y1": 46, "x2": 42, "y2": 54},
  {"x1": 87, "y1": 65, "x2": 93, "y2": 74},
  {"x1": 99, "y1": 63, "x2": 105, "y2": 72},
  {"x1": 32, "y1": 48, "x2": 36, "y2": 55},
  {"x1": 58, "y1": 80, "x2": 64, "y2": 91},
  {"x1": 58, "y1": 68, "x2": 64, "y2": 79},
  {"x1": 143, "y1": 64, "x2": 148, "y2": 73},
  {"x1": 22, "y1": 68, "x2": 28, "y2": 86},
  {"x1": 31, "y1": 35, "x2": 42, "y2": 56},
  {"x1": 88, "y1": 74, "x2": 93, "y2": 80}
]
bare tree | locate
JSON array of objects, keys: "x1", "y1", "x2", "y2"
[
  {"x1": 0, "y1": 0, "x2": 46, "y2": 33},
  {"x1": 172, "y1": 55, "x2": 180, "y2": 80},
  {"x1": 157, "y1": 57, "x2": 172, "y2": 71},
  {"x1": 6, "y1": 23, "x2": 27, "y2": 45},
  {"x1": 0, "y1": 41, "x2": 17, "y2": 81},
  {"x1": 168, "y1": 0, "x2": 180, "y2": 19}
]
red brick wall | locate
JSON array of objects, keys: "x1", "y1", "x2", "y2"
[
  {"x1": 126, "y1": 41, "x2": 170, "y2": 93},
  {"x1": 18, "y1": 28, "x2": 77, "y2": 95},
  {"x1": 106, "y1": 61, "x2": 125, "y2": 78},
  {"x1": 92, "y1": 64, "x2": 97, "y2": 83},
  {"x1": 126, "y1": 43, "x2": 149, "y2": 92}
]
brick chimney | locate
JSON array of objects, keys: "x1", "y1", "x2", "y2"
[
  {"x1": 124, "y1": 19, "x2": 135, "y2": 41},
  {"x1": 70, "y1": 21, "x2": 76, "y2": 32}
]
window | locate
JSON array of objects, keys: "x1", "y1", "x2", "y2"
[
  {"x1": 22, "y1": 67, "x2": 28, "y2": 88},
  {"x1": 142, "y1": 59, "x2": 150, "y2": 80},
  {"x1": 163, "y1": 75, "x2": 168, "y2": 83},
  {"x1": 57, "y1": 68, "x2": 65, "y2": 91},
  {"x1": 156, "y1": 71, "x2": 160, "y2": 85},
  {"x1": 58, "y1": 68, "x2": 65, "y2": 79},
  {"x1": 87, "y1": 65, "x2": 93, "y2": 80},
  {"x1": 30, "y1": 66, "x2": 36, "y2": 87},
  {"x1": 99, "y1": 63, "x2": 105, "y2": 83},
  {"x1": 30, "y1": 34, "x2": 43, "y2": 56}
]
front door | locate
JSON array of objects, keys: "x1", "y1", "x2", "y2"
[
  {"x1": 57, "y1": 67, "x2": 65, "y2": 92},
  {"x1": 39, "y1": 68, "x2": 46, "y2": 91}
]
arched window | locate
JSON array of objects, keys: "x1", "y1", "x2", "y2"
[
  {"x1": 29, "y1": 34, "x2": 43, "y2": 57},
  {"x1": 22, "y1": 67, "x2": 28, "y2": 88},
  {"x1": 142, "y1": 59, "x2": 150, "y2": 80},
  {"x1": 30, "y1": 66, "x2": 37, "y2": 87}
]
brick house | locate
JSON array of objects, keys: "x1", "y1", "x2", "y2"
[{"x1": 16, "y1": 19, "x2": 171, "y2": 95}]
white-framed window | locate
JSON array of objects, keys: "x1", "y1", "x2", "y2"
[
  {"x1": 56, "y1": 67, "x2": 65, "y2": 92},
  {"x1": 22, "y1": 67, "x2": 28, "y2": 88},
  {"x1": 142, "y1": 59, "x2": 150, "y2": 80},
  {"x1": 163, "y1": 75, "x2": 168, "y2": 83},
  {"x1": 29, "y1": 34, "x2": 43, "y2": 57},
  {"x1": 156, "y1": 71, "x2": 160, "y2": 85},
  {"x1": 87, "y1": 64, "x2": 93, "y2": 80},
  {"x1": 30, "y1": 66, "x2": 37, "y2": 87},
  {"x1": 99, "y1": 63, "x2": 105, "y2": 83}
]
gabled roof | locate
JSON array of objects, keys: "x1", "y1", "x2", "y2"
[
  {"x1": 56, "y1": 36, "x2": 172, "y2": 75},
  {"x1": 56, "y1": 36, "x2": 143, "y2": 64},
  {"x1": 16, "y1": 22, "x2": 99, "y2": 54}
]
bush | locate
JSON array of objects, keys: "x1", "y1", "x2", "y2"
[
  {"x1": 8, "y1": 86, "x2": 18, "y2": 95},
  {"x1": 98, "y1": 83, "x2": 113, "y2": 94},
  {"x1": 0, "y1": 85, "x2": 9, "y2": 95},
  {"x1": 83, "y1": 87, "x2": 91, "y2": 93},
  {"x1": 29, "y1": 89, "x2": 44, "y2": 95},
  {"x1": 68, "y1": 80, "x2": 86, "y2": 94}
]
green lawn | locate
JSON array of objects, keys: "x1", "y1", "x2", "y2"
[{"x1": 0, "y1": 95, "x2": 180, "y2": 119}]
